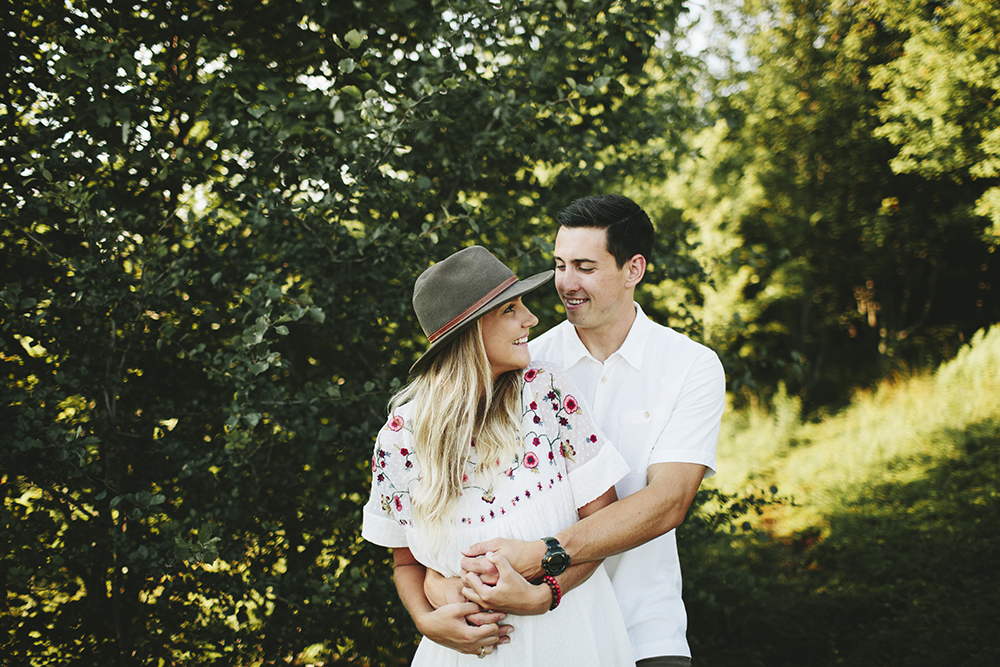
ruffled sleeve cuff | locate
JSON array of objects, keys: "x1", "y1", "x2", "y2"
[
  {"x1": 361, "y1": 505, "x2": 408, "y2": 549},
  {"x1": 566, "y1": 444, "x2": 631, "y2": 510}
]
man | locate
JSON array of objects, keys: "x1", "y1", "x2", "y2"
[{"x1": 460, "y1": 194, "x2": 725, "y2": 666}]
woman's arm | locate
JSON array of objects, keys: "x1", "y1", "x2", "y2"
[{"x1": 392, "y1": 547, "x2": 509, "y2": 655}]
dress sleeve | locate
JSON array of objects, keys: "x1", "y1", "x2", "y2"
[
  {"x1": 361, "y1": 413, "x2": 417, "y2": 549},
  {"x1": 526, "y1": 363, "x2": 630, "y2": 510}
]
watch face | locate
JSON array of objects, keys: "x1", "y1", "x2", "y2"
[{"x1": 543, "y1": 549, "x2": 571, "y2": 575}]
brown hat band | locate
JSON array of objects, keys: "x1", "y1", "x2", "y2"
[{"x1": 427, "y1": 274, "x2": 518, "y2": 343}]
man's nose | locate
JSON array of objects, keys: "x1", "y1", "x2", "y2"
[{"x1": 558, "y1": 270, "x2": 579, "y2": 292}]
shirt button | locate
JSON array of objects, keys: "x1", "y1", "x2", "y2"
[
  {"x1": 600, "y1": 376, "x2": 607, "y2": 383},
  {"x1": 644, "y1": 411, "x2": 650, "y2": 418}
]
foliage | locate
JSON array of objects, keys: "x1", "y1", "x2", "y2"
[
  {"x1": 872, "y1": 0, "x2": 1000, "y2": 239},
  {"x1": 6, "y1": 0, "x2": 1000, "y2": 663},
  {"x1": 658, "y1": 0, "x2": 1000, "y2": 409},
  {"x1": 714, "y1": 323, "x2": 1000, "y2": 531},
  {"x1": 2, "y1": 0, "x2": 693, "y2": 664},
  {"x1": 683, "y1": 325, "x2": 1000, "y2": 666}
]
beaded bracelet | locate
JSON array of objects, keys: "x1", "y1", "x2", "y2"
[{"x1": 542, "y1": 575, "x2": 561, "y2": 610}]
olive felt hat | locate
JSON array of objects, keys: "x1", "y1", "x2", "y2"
[{"x1": 410, "y1": 246, "x2": 553, "y2": 375}]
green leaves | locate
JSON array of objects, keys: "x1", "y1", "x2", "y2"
[
  {"x1": 344, "y1": 28, "x2": 364, "y2": 50},
  {"x1": 871, "y1": 0, "x2": 1000, "y2": 236},
  {"x1": 4, "y1": 0, "x2": 692, "y2": 663},
  {"x1": 657, "y1": 0, "x2": 1000, "y2": 407}
]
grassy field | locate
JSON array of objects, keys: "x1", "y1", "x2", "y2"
[{"x1": 680, "y1": 326, "x2": 1000, "y2": 667}]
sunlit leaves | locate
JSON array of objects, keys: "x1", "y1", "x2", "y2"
[
  {"x1": 871, "y1": 0, "x2": 1000, "y2": 237},
  {"x1": 4, "y1": 0, "x2": 693, "y2": 663},
  {"x1": 662, "y1": 0, "x2": 1000, "y2": 408}
]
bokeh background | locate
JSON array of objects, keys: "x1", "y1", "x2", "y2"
[{"x1": 4, "y1": 0, "x2": 998, "y2": 664}]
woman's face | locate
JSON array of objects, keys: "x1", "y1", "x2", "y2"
[{"x1": 480, "y1": 296, "x2": 538, "y2": 380}]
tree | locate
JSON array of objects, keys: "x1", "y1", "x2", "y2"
[
  {"x1": 871, "y1": 0, "x2": 1000, "y2": 240},
  {"x1": 659, "y1": 0, "x2": 1000, "y2": 408},
  {"x1": 2, "y1": 0, "x2": 693, "y2": 664}
]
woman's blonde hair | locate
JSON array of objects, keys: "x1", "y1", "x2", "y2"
[{"x1": 390, "y1": 319, "x2": 522, "y2": 547}]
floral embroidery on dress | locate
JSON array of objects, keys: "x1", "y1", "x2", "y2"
[
  {"x1": 371, "y1": 413, "x2": 420, "y2": 522},
  {"x1": 371, "y1": 364, "x2": 605, "y2": 529},
  {"x1": 561, "y1": 440, "x2": 576, "y2": 462}
]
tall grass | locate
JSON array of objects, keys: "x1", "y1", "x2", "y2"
[
  {"x1": 711, "y1": 325, "x2": 1000, "y2": 534},
  {"x1": 682, "y1": 325, "x2": 1000, "y2": 667}
]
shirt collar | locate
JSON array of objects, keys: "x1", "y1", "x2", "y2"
[
  {"x1": 559, "y1": 321, "x2": 593, "y2": 369},
  {"x1": 616, "y1": 302, "x2": 650, "y2": 371},
  {"x1": 561, "y1": 301, "x2": 651, "y2": 371}
]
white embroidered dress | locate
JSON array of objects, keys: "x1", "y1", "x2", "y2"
[{"x1": 362, "y1": 362, "x2": 635, "y2": 666}]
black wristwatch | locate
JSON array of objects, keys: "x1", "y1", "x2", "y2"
[{"x1": 540, "y1": 537, "x2": 570, "y2": 576}]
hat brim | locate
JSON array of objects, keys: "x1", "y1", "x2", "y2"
[{"x1": 409, "y1": 269, "x2": 554, "y2": 375}]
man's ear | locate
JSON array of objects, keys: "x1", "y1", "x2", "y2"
[{"x1": 624, "y1": 254, "x2": 646, "y2": 288}]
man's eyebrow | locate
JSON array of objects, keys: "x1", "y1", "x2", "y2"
[{"x1": 554, "y1": 256, "x2": 598, "y2": 264}]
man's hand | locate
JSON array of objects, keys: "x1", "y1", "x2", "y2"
[
  {"x1": 414, "y1": 601, "x2": 511, "y2": 656},
  {"x1": 461, "y1": 537, "x2": 547, "y2": 582},
  {"x1": 462, "y1": 551, "x2": 551, "y2": 616}
]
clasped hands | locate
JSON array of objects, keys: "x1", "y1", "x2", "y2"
[
  {"x1": 422, "y1": 537, "x2": 550, "y2": 649},
  {"x1": 429, "y1": 539, "x2": 549, "y2": 614}
]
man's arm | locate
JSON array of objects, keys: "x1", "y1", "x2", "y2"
[
  {"x1": 429, "y1": 553, "x2": 602, "y2": 614},
  {"x1": 392, "y1": 547, "x2": 509, "y2": 655},
  {"x1": 461, "y1": 552, "x2": 603, "y2": 613},
  {"x1": 557, "y1": 461, "x2": 705, "y2": 565},
  {"x1": 462, "y1": 462, "x2": 706, "y2": 582},
  {"x1": 464, "y1": 347, "x2": 725, "y2": 580},
  {"x1": 458, "y1": 486, "x2": 618, "y2": 600}
]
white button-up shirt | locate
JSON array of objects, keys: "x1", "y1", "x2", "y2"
[{"x1": 530, "y1": 303, "x2": 725, "y2": 660}]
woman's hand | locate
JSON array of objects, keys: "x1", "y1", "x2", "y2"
[
  {"x1": 461, "y1": 551, "x2": 552, "y2": 616},
  {"x1": 394, "y1": 547, "x2": 513, "y2": 655},
  {"x1": 414, "y1": 601, "x2": 511, "y2": 656}
]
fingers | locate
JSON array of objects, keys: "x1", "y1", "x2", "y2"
[
  {"x1": 418, "y1": 596, "x2": 518, "y2": 656},
  {"x1": 485, "y1": 550, "x2": 518, "y2": 577},
  {"x1": 461, "y1": 555, "x2": 500, "y2": 585},
  {"x1": 447, "y1": 600, "x2": 509, "y2": 630},
  {"x1": 474, "y1": 641, "x2": 497, "y2": 657},
  {"x1": 455, "y1": 610, "x2": 510, "y2": 656},
  {"x1": 462, "y1": 538, "x2": 500, "y2": 558},
  {"x1": 464, "y1": 610, "x2": 506, "y2": 627},
  {"x1": 449, "y1": 601, "x2": 488, "y2": 618},
  {"x1": 461, "y1": 572, "x2": 490, "y2": 607},
  {"x1": 462, "y1": 552, "x2": 521, "y2": 607},
  {"x1": 469, "y1": 625, "x2": 514, "y2": 656},
  {"x1": 461, "y1": 555, "x2": 498, "y2": 575}
]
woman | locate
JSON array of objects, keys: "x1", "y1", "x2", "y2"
[{"x1": 362, "y1": 246, "x2": 634, "y2": 665}]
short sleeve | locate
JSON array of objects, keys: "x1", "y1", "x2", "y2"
[
  {"x1": 361, "y1": 412, "x2": 418, "y2": 548},
  {"x1": 648, "y1": 348, "x2": 725, "y2": 477},
  {"x1": 523, "y1": 363, "x2": 630, "y2": 509}
]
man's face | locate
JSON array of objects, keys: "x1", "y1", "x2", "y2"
[{"x1": 553, "y1": 226, "x2": 632, "y2": 333}]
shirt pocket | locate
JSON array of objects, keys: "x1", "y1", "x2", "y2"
[{"x1": 617, "y1": 407, "x2": 671, "y2": 476}]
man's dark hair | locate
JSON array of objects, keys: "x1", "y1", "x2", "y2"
[{"x1": 557, "y1": 194, "x2": 654, "y2": 268}]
